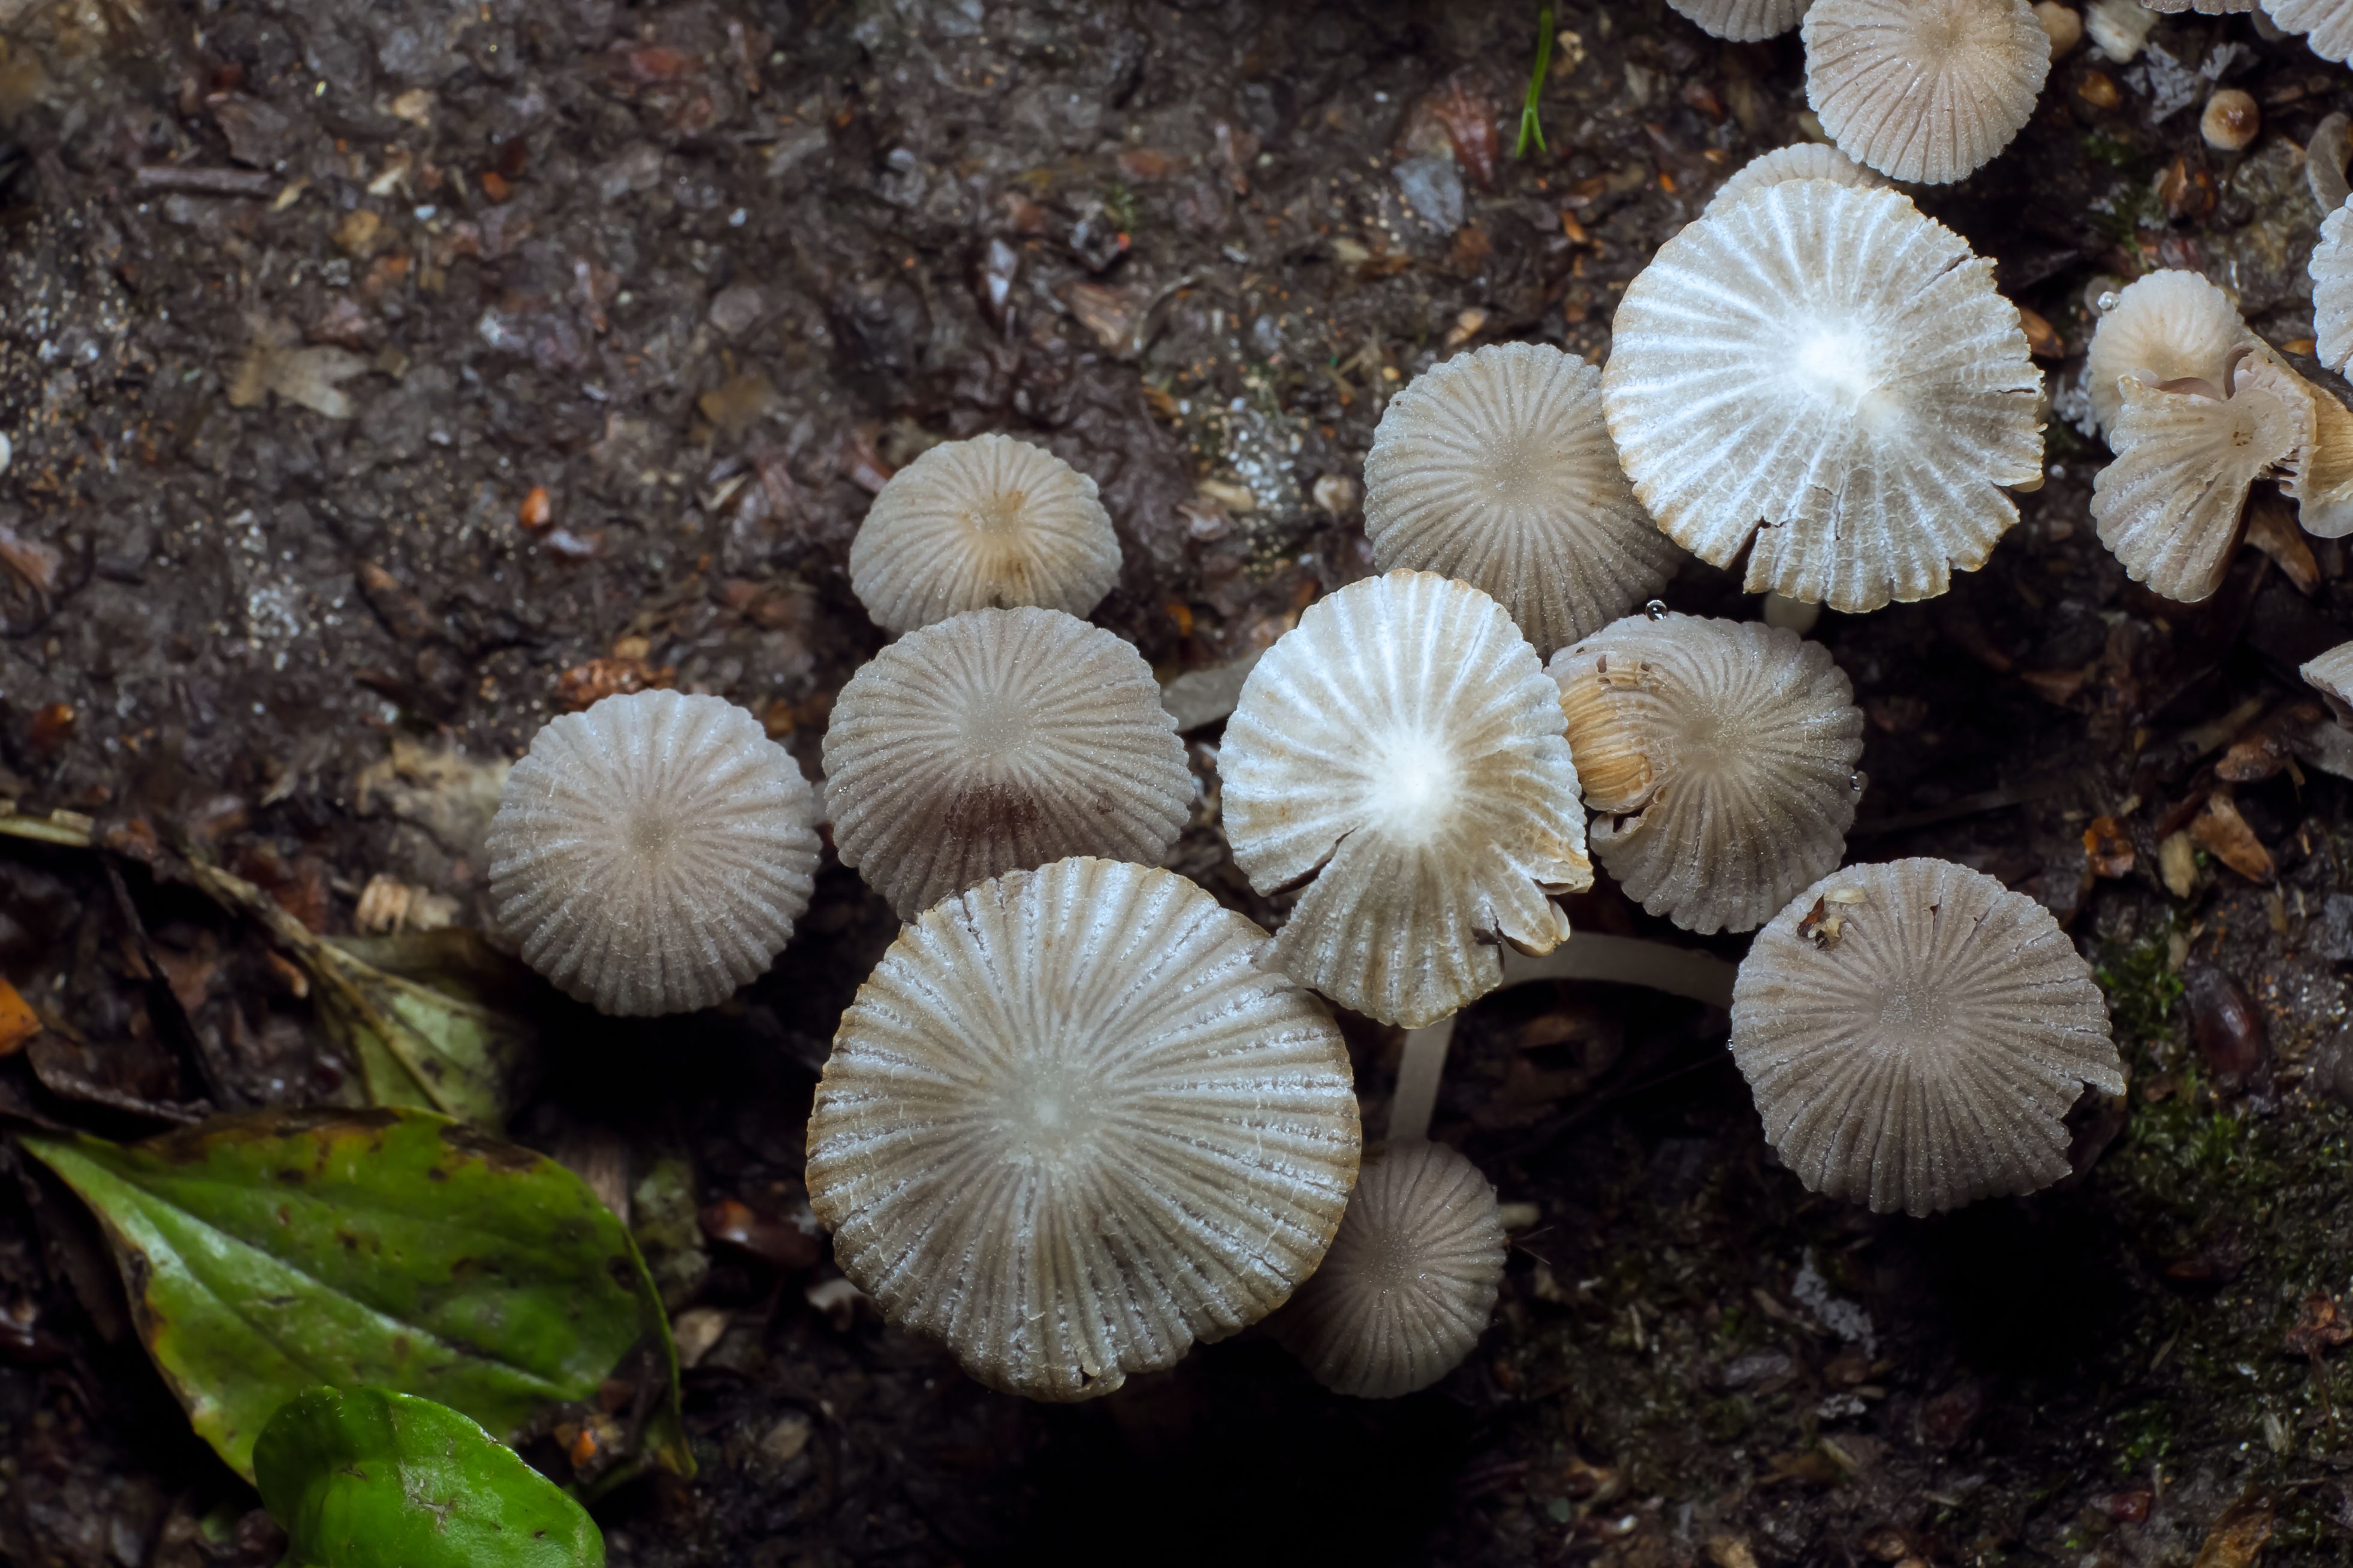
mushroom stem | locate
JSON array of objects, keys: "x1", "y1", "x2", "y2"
[{"x1": 1384, "y1": 933, "x2": 1739, "y2": 1142}]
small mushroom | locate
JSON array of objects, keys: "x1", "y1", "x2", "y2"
[
  {"x1": 1363, "y1": 342, "x2": 1679, "y2": 657},
  {"x1": 1269, "y1": 1141, "x2": 1507, "y2": 1398},
  {"x1": 1220, "y1": 570, "x2": 1592, "y2": 1029},
  {"x1": 804, "y1": 857, "x2": 1362, "y2": 1401},
  {"x1": 1603, "y1": 181, "x2": 2043, "y2": 614},
  {"x1": 2267, "y1": 0, "x2": 2353, "y2": 64},
  {"x1": 1550, "y1": 613, "x2": 1866, "y2": 936},
  {"x1": 2084, "y1": 270, "x2": 2259, "y2": 437},
  {"x1": 1666, "y1": 0, "x2": 1815, "y2": 40},
  {"x1": 2200, "y1": 88, "x2": 2261, "y2": 152},
  {"x1": 822, "y1": 607, "x2": 1191, "y2": 919},
  {"x1": 2035, "y1": 1, "x2": 2084, "y2": 56},
  {"x1": 847, "y1": 433, "x2": 1120, "y2": 635},
  {"x1": 1731, "y1": 858, "x2": 2122, "y2": 1217},
  {"x1": 486, "y1": 690, "x2": 821, "y2": 1016},
  {"x1": 1803, "y1": 0, "x2": 2052, "y2": 185},
  {"x1": 2310, "y1": 202, "x2": 2353, "y2": 374},
  {"x1": 2303, "y1": 641, "x2": 2353, "y2": 726},
  {"x1": 2233, "y1": 348, "x2": 2353, "y2": 539},
  {"x1": 1703, "y1": 141, "x2": 1891, "y2": 219}
]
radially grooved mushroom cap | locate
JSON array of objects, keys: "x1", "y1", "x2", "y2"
[
  {"x1": 822, "y1": 606, "x2": 1191, "y2": 919},
  {"x1": 486, "y1": 688, "x2": 820, "y2": 1016},
  {"x1": 2231, "y1": 348, "x2": 2353, "y2": 539},
  {"x1": 2303, "y1": 641, "x2": 2353, "y2": 726},
  {"x1": 1667, "y1": 0, "x2": 1816, "y2": 40},
  {"x1": 2143, "y1": 0, "x2": 2257, "y2": 10},
  {"x1": 1601, "y1": 180, "x2": 2043, "y2": 614},
  {"x1": 1363, "y1": 342, "x2": 1680, "y2": 657},
  {"x1": 1703, "y1": 142, "x2": 1892, "y2": 219},
  {"x1": 1550, "y1": 613, "x2": 1865, "y2": 936},
  {"x1": 1731, "y1": 857, "x2": 2122, "y2": 1217},
  {"x1": 2311, "y1": 203, "x2": 2353, "y2": 375},
  {"x1": 1269, "y1": 1141, "x2": 1507, "y2": 1399},
  {"x1": 804, "y1": 857, "x2": 1362, "y2": 1401},
  {"x1": 1220, "y1": 570, "x2": 1592, "y2": 1029},
  {"x1": 2268, "y1": 0, "x2": 2353, "y2": 63},
  {"x1": 2092, "y1": 362, "x2": 2303, "y2": 602},
  {"x1": 847, "y1": 432, "x2": 1121, "y2": 635},
  {"x1": 1803, "y1": 0, "x2": 2052, "y2": 185},
  {"x1": 2084, "y1": 270, "x2": 2258, "y2": 437}
]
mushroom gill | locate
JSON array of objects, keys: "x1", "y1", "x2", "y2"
[
  {"x1": 1802, "y1": 0, "x2": 2052, "y2": 185},
  {"x1": 2091, "y1": 363, "x2": 2302, "y2": 602},
  {"x1": 2084, "y1": 270, "x2": 2258, "y2": 438}
]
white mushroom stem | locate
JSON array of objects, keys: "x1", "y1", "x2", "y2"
[{"x1": 1385, "y1": 933, "x2": 1739, "y2": 1143}]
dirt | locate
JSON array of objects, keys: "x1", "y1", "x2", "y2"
[{"x1": 5, "y1": 0, "x2": 2353, "y2": 1563}]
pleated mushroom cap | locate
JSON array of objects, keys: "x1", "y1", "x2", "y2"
[
  {"x1": 822, "y1": 608, "x2": 1190, "y2": 919},
  {"x1": 2303, "y1": 641, "x2": 2353, "y2": 726},
  {"x1": 1731, "y1": 858, "x2": 2122, "y2": 1217},
  {"x1": 2143, "y1": 0, "x2": 2257, "y2": 10},
  {"x1": 2084, "y1": 270, "x2": 2258, "y2": 437},
  {"x1": 2268, "y1": 0, "x2": 2353, "y2": 64},
  {"x1": 2235, "y1": 348, "x2": 2353, "y2": 539},
  {"x1": 2311, "y1": 204, "x2": 2353, "y2": 374},
  {"x1": 1601, "y1": 181, "x2": 2043, "y2": 614},
  {"x1": 486, "y1": 690, "x2": 820, "y2": 1016},
  {"x1": 1269, "y1": 1142, "x2": 1506, "y2": 1399},
  {"x1": 2091, "y1": 367, "x2": 2303, "y2": 602},
  {"x1": 1803, "y1": 0, "x2": 2051, "y2": 185},
  {"x1": 804, "y1": 857, "x2": 1362, "y2": 1401},
  {"x1": 1549, "y1": 614, "x2": 1865, "y2": 936},
  {"x1": 1220, "y1": 570, "x2": 1592, "y2": 1029},
  {"x1": 848, "y1": 433, "x2": 1120, "y2": 635},
  {"x1": 1667, "y1": 0, "x2": 1815, "y2": 40},
  {"x1": 1703, "y1": 142, "x2": 1891, "y2": 219},
  {"x1": 1363, "y1": 342, "x2": 1680, "y2": 656}
]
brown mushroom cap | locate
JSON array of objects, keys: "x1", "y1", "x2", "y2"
[{"x1": 1803, "y1": 0, "x2": 2051, "y2": 185}]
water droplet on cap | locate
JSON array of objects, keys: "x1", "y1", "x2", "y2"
[
  {"x1": 1644, "y1": 599, "x2": 1668, "y2": 621},
  {"x1": 2096, "y1": 291, "x2": 2120, "y2": 314}
]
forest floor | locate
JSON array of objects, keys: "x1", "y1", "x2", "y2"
[{"x1": 5, "y1": 0, "x2": 2353, "y2": 1564}]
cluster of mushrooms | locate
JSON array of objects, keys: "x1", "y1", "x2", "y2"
[{"x1": 470, "y1": 0, "x2": 2353, "y2": 1406}]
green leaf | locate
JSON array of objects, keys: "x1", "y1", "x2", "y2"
[
  {"x1": 19, "y1": 1108, "x2": 690, "y2": 1489},
  {"x1": 257, "y1": 1386, "x2": 603, "y2": 1568}
]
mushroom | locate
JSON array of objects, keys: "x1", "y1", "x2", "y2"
[
  {"x1": 2231, "y1": 347, "x2": 2353, "y2": 539},
  {"x1": 847, "y1": 433, "x2": 1120, "y2": 635},
  {"x1": 2090, "y1": 361, "x2": 2303, "y2": 602},
  {"x1": 2310, "y1": 202, "x2": 2353, "y2": 375},
  {"x1": 2035, "y1": 1, "x2": 2084, "y2": 57},
  {"x1": 2084, "y1": 270, "x2": 2258, "y2": 438},
  {"x1": 1362, "y1": 342, "x2": 1679, "y2": 657},
  {"x1": 2200, "y1": 89, "x2": 2261, "y2": 153},
  {"x1": 1220, "y1": 570, "x2": 1592, "y2": 1029},
  {"x1": 1730, "y1": 857, "x2": 2122, "y2": 1217},
  {"x1": 1602, "y1": 181, "x2": 2043, "y2": 614},
  {"x1": 822, "y1": 606, "x2": 1191, "y2": 919},
  {"x1": 2143, "y1": 0, "x2": 2258, "y2": 10},
  {"x1": 1703, "y1": 142, "x2": 1892, "y2": 219},
  {"x1": 1268, "y1": 1142, "x2": 1506, "y2": 1398},
  {"x1": 2267, "y1": 0, "x2": 2353, "y2": 64},
  {"x1": 1667, "y1": 0, "x2": 1815, "y2": 40},
  {"x1": 1802, "y1": 0, "x2": 2052, "y2": 185},
  {"x1": 1549, "y1": 612, "x2": 1866, "y2": 936},
  {"x1": 2303, "y1": 641, "x2": 2353, "y2": 725},
  {"x1": 803, "y1": 857, "x2": 1362, "y2": 1401},
  {"x1": 485, "y1": 689, "x2": 821, "y2": 1016}
]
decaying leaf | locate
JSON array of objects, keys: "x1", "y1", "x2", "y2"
[
  {"x1": 2192, "y1": 1489, "x2": 2273, "y2": 1568},
  {"x1": 0, "y1": 975, "x2": 39, "y2": 1056},
  {"x1": 2188, "y1": 793, "x2": 2274, "y2": 882},
  {"x1": 228, "y1": 316, "x2": 370, "y2": 419},
  {"x1": 2084, "y1": 817, "x2": 2135, "y2": 879}
]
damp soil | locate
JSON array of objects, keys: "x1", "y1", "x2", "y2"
[{"x1": 5, "y1": 1, "x2": 2353, "y2": 1564}]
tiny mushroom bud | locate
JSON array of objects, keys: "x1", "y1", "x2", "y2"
[
  {"x1": 2200, "y1": 88, "x2": 2260, "y2": 152},
  {"x1": 1269, "y1": 1142, "x2": 1507, "y2": 1399},
  {"x1": 2268, "y1": 0, "x2": 2353, "y2": 63},
  {"x1": 486, "y1": 689, "x2": 821, "y2": 1016},
  {"x1": 1803, "y1": 0, "x2": 2052, "y2": 185},
  {"x1": 1703, "y1": 142, "x2": 1890, "y2": 219},
  {"x1": 1665, "y1": 0, "x2": 1815, "y2": 41},
  {"x1": 1731, "y1": 858, "x2": 2123, "y2": 1216},
  {"x1": 2034, "y1": 1, "x2": 2083, "y2": 56},
  {"x1": 2084, "y1": 270, "x2": 2259, "y2": 438}
]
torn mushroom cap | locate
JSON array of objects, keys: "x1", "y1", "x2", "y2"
[
  {"x1": 1363, "y1": 342, "x2": 1679, "y2": 657},
  {"x1": 1667, "y1": 0, "x2": 1815, "y2": 41},
  {"x1": 2310, "y1": 202, "x2": 2353, "y2": 376},
  {"x1": 2268, "y1": 0, "x2": 2353, "y2": 64},
  {"x1": 1269, "y1": 1141, "x2": 1506, "y2": 1399},
  {"x1": 804, "y1": 857, "x2": 1361, "y2": 1401},
  {"x1": 1550, "y1": 614, "x2": 1865, "y2": 936},
  {"x1": 847, "y1": 433, "x2": 1121, "y2": 635},
  {"x1": 485, "y1": 689, "x2": 820, "y2": 1016},
  {"x1": 2232, "y1": 348, "x2": 2353, "y2": 540},
  {"x1": 2084, "y1": 270, "x2": 2258, "y2": 437},
  {"x1": 1730, "y1": 857, "x2": 2122, "y2": 1217},
  {"x1": 2302, "y1": 641, "x2": 2353, "y2": 727},
  {"x1": 1602, "y1": 180, "x2": 2042, "y2": 614},
  {"x1": 2089, "y1": 357, "x2": 2303, "y2": 603},
  {"x1": 1702, "y1": 141, "x2": 1891, "y2": 219},
  {"x1": 1221, "y1": 570, "x2": 1592, "y2": 1030},
  {"x1": 1802, "y1": 0, "x2": 2051, "y2": 185},
  {"x1": 822, "y1": 606, "x2": 1192, "y2": 919}
]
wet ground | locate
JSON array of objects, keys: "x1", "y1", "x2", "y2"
[{"x1": 6, "y1": 0, "x2": 2353, "y2": 1563}]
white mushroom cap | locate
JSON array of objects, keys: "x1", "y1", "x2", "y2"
[
  {"x1": 2141, "y1": 0, "x2": 2257, "y2": 10},
  {"x1": 847, "y1": 433, "x2": 1120, "y2": 635},
  {"x1": 804, "y1": 857, "x2": 1362, "y2": 1401},
  {"x1": 486, "y1": 690, "x2": 820, "y2": 1016},
  {"x1": 1731, "y1": 858, "x2": 2122, "y2": 1217},
  {"x1": 2084, "y1": 270, "x2": 2258, "y2": 437},
  {"x1": 1667, "y1": 0, "x2": 1816, "y2": 40},
  {"x1": 1363, "y1": 342, "x2": 1679, "y2": 657},
  {"x1": 1703, "y1": 143, "x2": 1892, "y2": 220},
  {"x1": 2311, "y1": 203, "x2": 2353, "y2": 374},
  {"x1": 1602, "y1": 181, "x2": 2043, "y2": 614},
  {"x1": 822, "y1": 607, "x2": 1191, "y2": 919},
  {"x1": 1220, "y1": 570, "x2": 1592, "y2": 1029},
  {"x1": 2092, "y1": 363, "x2": 2303, "y2": 602},
  {"x1": 1550, "y1": 614, "x2": 1865, "y2": 936},
  {"x1": 1269, "y1": 1141, "x2": 1506, "y2": 1399},
  {"x1": 1803, "y1": 0, "x2": 2052, "y2": 185},
  {"x1": 2303, "y1": 641, "x2": 2353, "y2": 726},
  {"x1": 2234, "y1": 348, "x2": 2353, "y2": 539},
  {"x1": 2268, "y1": 0, "x2": 2353, "y2": 63}
]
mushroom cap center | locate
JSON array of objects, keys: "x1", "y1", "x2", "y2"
[
  {"x1": 994, "y1": 1055, "x2": 1106, "y2": 1164},
  {"x1": 967, "y1": 488, "x2": 1033, "y2": 536},
  {"x1": 956, "y1": 691, "x2": 1037, "y2": 771},
  {"x1": 1791, "y1": 318, "x2": 1896, "y2": 425},
  {"x1": 627, "y1": 810, "x2": 674, "y2": 860},
  {"x1": 1486, "y1": 429, "x2": 1552, "y2": 510},
  {"x1": 1366, "y1": 726, "x2": 1463, "y2": 839},
  {"x1": 1874, "y1": 984, "x2": 1954, "y2": 1050}
]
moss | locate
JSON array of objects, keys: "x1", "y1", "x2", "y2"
[{"x1": 2095, "y1": 920, "x2": 2185, "y2": 1046}]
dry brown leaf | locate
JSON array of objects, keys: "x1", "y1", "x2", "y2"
[
  {"x1": 2188, "y1": 794, "x2": 2274, "y2": 881},
  {"x1": 2244, "y1": 497, "x2": 2321, "y2": 593},
  {"x1": 2192, "y1": 1490, "x2": 2274, "y2": 1568},
  {"x1": 0, "y1": 977, "x2": 38, "y2": 1056}
]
